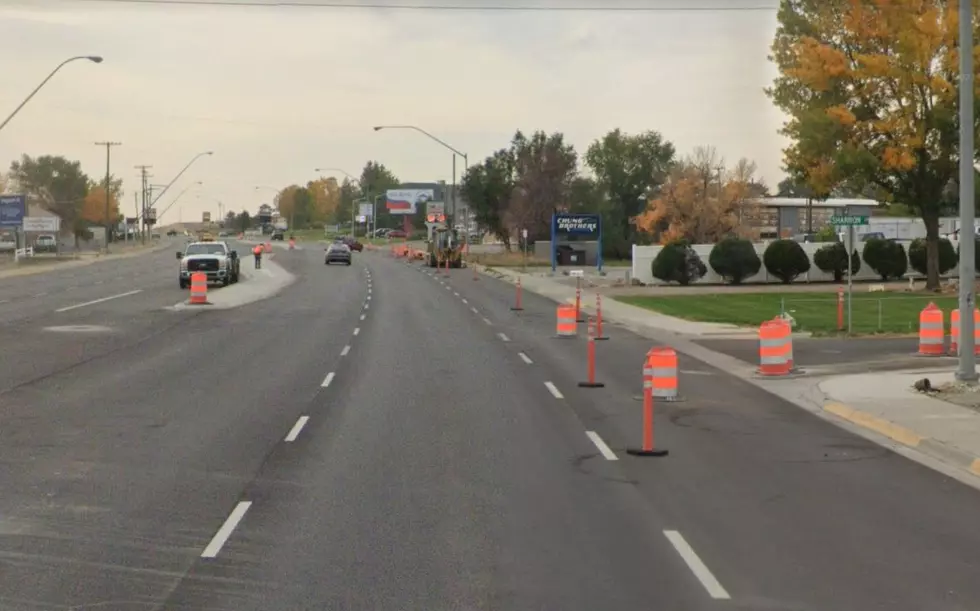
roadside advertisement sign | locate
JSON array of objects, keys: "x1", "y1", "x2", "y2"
[
  {"x1": 386, "y1": 189, "x2": 433, "y2": 215},
  {"x1": 550, "y1": 212, "x2": 603, "y2": 273},
  {"x1": 146, "y1": 207, "x2": 158, "y2": 224},
  {"x1": 22, "y1": 217, "x2": 60, "y2": 232},
  {"x1": 358, "y1": 203, "x2": 373, "y2": 218},
  {"x1": 0, "y1": 194, "x2": 26, "y2": 228},
  {"x1": 202, "y1": 211, "x2": 211, "y2": 223}
]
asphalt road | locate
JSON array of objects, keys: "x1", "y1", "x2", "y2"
[{"x1": 2, "y1": 247, "x2": 980, "y2": 609}]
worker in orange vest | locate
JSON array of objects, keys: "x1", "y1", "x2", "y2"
[{"x1": 253, "y1": 244, "x2": 263, "y2": 269}]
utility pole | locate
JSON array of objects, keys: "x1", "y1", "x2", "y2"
[
  {"x1": 135, "y1": 165, "x2": 152, "y2": 245},
  {"x1": 957, "y1": 0, "x2": 977, "y2": 382},
  {"x1": 95, "y1": 141, "x2": 121, "y2": 252}
]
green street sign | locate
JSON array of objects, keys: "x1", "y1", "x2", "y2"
[{"x1": 830, "y1": 215, "x2": 869, "y2": 226}]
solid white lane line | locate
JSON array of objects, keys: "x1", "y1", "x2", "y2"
[
  {"x1": 586, "y1": 431, "x2": 618, "y2": 461},
  {"x1": 498, "y1": 333, "x2": 510, "y2": 342},
  {"x1": 360, "y1": 314, "x2": 366, "y2": 320},
  {"x1": 321, "y1": 372, "x2": 336, "y2": 387},
  {"x1": 341, "y1": 345, "x2": 351, "y2": 356},
  {"x1": 518, "y1": 352, "x2": 533, "y2": 364},
  {"x1": 353, "y1": 327, "x2": 360, "y2": 336},
  {"x1": 663, "y1": 530, "x2": 731, "y2": 600},
  {"x1": 200, "y1": 501, "x2": 252, "y2": 558},
  {"x1": 544, "y1": 382, "x2": 564, "y2": 399},
  {"x1": 55, "y1": 290, "x2": 143, "y2": 313},
  {"x1": 471, "y1": 306, "x2": 479, "y2": 314},
  {"x1": 284, "y1": 416, "x2": 310, "y2": 442},
  {"x1": 482, "y1": 317, "x2": 492, "y2": 325}
]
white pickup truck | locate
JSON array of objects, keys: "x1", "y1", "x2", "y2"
[{"x1": 177, "y1": 241, "x2": 241, "y2": 288}]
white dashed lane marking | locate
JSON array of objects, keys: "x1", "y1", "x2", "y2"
[
  {"x1": 482, "y1": 317, "x2": 492, "y2": 326},
  {"x1": 200, "y1": 502, "x2": 252, "y2": 559},
  {"x1": 663, "y1": 531, "x2": 731, "y2": 600},
  {"x1": 471, "y1": 307, "x2": 479, "y2": 314},
  {"x1": 498, "y1": 333, "x2": 510, "y2": 342},
  {"x1": 586, "y1": 431, "x2": 618, "y2": 461},
  {"x1": 544, "y1": 382, "x2": 564, "y2": 399},
  {"x1": 321, "y1": 372, "x2": 336, "y2": 387},
  {"x1": 353, "y1": 327, "x2": 360, "y2": 336},
  {"x1": 284, "y1": 416, "x2": 310, "y2": 442},
  {"x1": 518, "y1": 352, "x2": 533, "y2": 364},
  {"x1": 341, "y1": 345, "x2": 351, "y2": 356},
  {"x1": 360, "y1": 314, "x2": 366, "y2": 321}
]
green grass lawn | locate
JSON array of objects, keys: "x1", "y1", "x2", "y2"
[{"x1": 617, "y1": 292, "x2": 962, "y2": 335}]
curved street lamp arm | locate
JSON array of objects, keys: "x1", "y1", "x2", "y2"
[
  {"x1": 375, "y1": 125, "x2": 466, "y2": 159},
  {"x1": 0, "y1": 56, "x2": 102, "y2": 134},
  {"x1": 150, "y1": 151, "x2": 213, "y2": 207}
]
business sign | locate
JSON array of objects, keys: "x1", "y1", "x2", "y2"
[
  {"x1": 146, "y1": 207, "x2": 158, "y2": 224},
  {"x1": 555, "y1": 213, "x2": 600, "y2": 235},
  {"x1": 0, "y1": 194, "x2": 26, "y2": 229},
  {"x1": 22, "y1": 216, "x2": 60, "y2": 232},
  {"x1": 202, "y1": 211, "x2": 211, "y2": 223},
  {"x1": 426, "y1": 201, "x2": 445, "y2": 216},
  {"x1": 358, "y1": 203, "x2": 373, "y2": 218},
  {"x1": 356, "y1": 215, "x2": 367, "y2": 223},
  {"x1": 386, "y1": 189, "x2": 433, "y2": 215}
]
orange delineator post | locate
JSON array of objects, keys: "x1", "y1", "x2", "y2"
[
  {"x1": 627, "y1": 350, "x2": 669, "y2": 457},
  {"x1": 594, "y1": 293, "x2": 609, "y2": 340},
  {"x1": 288, "y1": 238, "x2": 295, "y2": 250},
  {"x1": 555, "y1": 304, "x2": 577, "y2": 338},
  {"x1": 574, "y1": 277, "x2": 585, "y2": 322},
  {"x1": 443, "y1": 256, "x2": 450, "y2": 276},
  {"x1": 837, "y1": 287, "x2": 844, "y2": 331},
  {"x1": 918, "y1": 302, "x2": 945, "y2": 356},
  {"x1": 578, "y1": 317, "x2": 605, "y2": 388},
  {"x1": 189, "y1": 272, "x2": 209, "y2": 305},
  {"x1": 757, "y1": 320, "x2": 791, "y2": 376},
  {"x1": 264, "y1": 242, "x2": 272, "y2": 254},
  {"x1": 510, "y1": 278, "x2": 524, "y2": 311}
]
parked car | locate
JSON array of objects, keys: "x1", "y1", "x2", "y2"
[
  {"x1": 34, "y1": 234, "x2": 57, "y2": 253},
  {"x1": 325, "y1": 243, "x2": 352, "y2": 265},
  {"x1": 338, "y1": 236, "x2": 363, "y2": 251},
  {"x1": 387, "y1": 229, "x2": 407, "y2": 239}
]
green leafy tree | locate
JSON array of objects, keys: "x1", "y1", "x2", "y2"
[
  {"x1": 909, "y1": 237, "x2": 957, "y2": 276},
  {"x1": 584, "y1": 129, "x2": 675, "y2": 249},
  {"x1": 9, "y1": 154, "x2": 91, "y2": 243},
  {"x1": 359, "y1": 161, "x2": 400, "y2": 229},
  {"x1": 767, "y1": 0, "x2": 980, "y2": 290},
  {"x1": 461, "y1": 149, "x2": 516, "y2": 249},
  {"x1": 508, "y1": 130, "x2": 578, "y2": 243}
]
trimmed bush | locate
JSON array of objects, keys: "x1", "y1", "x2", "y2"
[
  {"x1": 955, "y1": 240, "x2": 980, "y2": 271},
  {"x1": 709, "y1": 237, "x2": 761, "y2": 285},
  {"x1": 763, "y1": 239, "x2": 811, "y2": 283},
  {"x1": 909, "y1": 237, "x2": 956, "y2": 276},
  {"x1": 651, "y1": 239, "x2": 707, "y2": 285},
  {"x1": 862, "y1": 238, "x2": 907, "y2": 280},
  {"x1": 813, "y1": 242, "x2": 860, "y2": 282}
]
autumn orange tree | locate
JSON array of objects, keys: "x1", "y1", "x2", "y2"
[
  {"x1": 80, "y1": 177, "x2": 122, "y2": 225},
  {"x1": 768, "y1": 0, "x2": 980, "y2": 289},
  {"x1": 636, "y1": 146, "x2": 764, "y2": 243}
]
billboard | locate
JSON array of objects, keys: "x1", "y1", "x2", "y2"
[
  {"x1": 0, "y1": 194, "x2": 26, "y2": 228},
  {"x1": 202, "y1": 211, "x2": 211, "y2": 223},
  {"x1": 22, "y1": 217, "x2": 60, "y2": 232},
  {"x1": 386, "y1": 189, "x2": 433, "y2": 215},
  {"x1": 358, "y1": 202, "x2": 373, "y2": 218}
]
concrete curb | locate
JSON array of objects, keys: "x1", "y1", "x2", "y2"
[{"x1": 822, "y1": 400, "x2": 980, "y2": 479}]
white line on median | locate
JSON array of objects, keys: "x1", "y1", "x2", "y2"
[
  {"x1": 586, "y1": 431, "x2": 618, "y2": 460},
  {"x1": 498, "y1": 333, "x2": 510, "y2": 342},
  {"x1": 663, "y1": 530, "x2": 731, "y2": 600},
  {"x1": 321, "y1": 372, "x2": 336, "y2": 387},
  {"x1": 55, "y1": 290, "x2": 143, "y2": 313},
  {"x1": 353, "y1": 327, "x2": 360, "y2": 336},
  {"x1": 518, "y1": 352, "x2": 533, "y2": 364},
  {"x1": 341, "y1": 345, "x2": 351, "y2": 356},
  {"x1": 284, "y1": 416, "x2": 310, "y2": 442},
  {"x1": 544, "y1": 382, "x2": 564, "y2": 399},
  {"x1": 360, "y1": 314, "x2": 366, "y2": 321},
  {"x1": 201, "y1": 501, "x2": 252, "y2": 558}
]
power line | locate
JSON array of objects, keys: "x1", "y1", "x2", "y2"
[{"x1": 67, "y1": 0, "x2": 777, "y2": 11}]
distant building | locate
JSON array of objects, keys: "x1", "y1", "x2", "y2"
[{"x1": 743, "y1": 197, "x2": 878, "y2": 238}]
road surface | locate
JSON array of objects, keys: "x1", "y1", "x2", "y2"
[{"x1": 0, "y1": 247, "x2": 978, "y2": 610}]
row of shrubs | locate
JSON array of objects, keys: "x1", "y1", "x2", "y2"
[{"x1": 651, "y1": 237, "x2": 975, "y2": 285}]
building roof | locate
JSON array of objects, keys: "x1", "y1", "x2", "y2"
[{"x1": 752, "y1": 197, "x2": 878, "y2": 209}]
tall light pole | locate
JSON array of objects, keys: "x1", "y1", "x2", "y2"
[
  {"x1": 157, "y1": 181, "x2": 202, "y2": 223},
  {"x1": 95, "y1": 140, "x2": 121, "y2": 252},
  {"x1": 315, "y1": 168, "x2": 361, "y2": 237},
  {"x1": 148, "y1": 151, "x2": 213, "y2": 211},
  {"x1": 957, "y1": 0, "x2": 977, "y2": 382},
  {"x1": 0, "y1": 56, "x2": 103, "y2": 134},
  {"x1": 372, "y1": 125, "x2": 469, "y2": 234}
]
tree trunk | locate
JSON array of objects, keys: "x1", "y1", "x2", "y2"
[{"x1": 924, "y1": 212, "x2": 940, "y2": 290}]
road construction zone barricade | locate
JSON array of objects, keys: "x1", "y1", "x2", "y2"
[
  {"x1": 647, "y1": 347, "x2": 680, "y2": 401},
  {"x1": 556, "y1": 304, "x2": 578, "y2": 338},
  {"x1": 949, "y1": 308, "x2": 980, "y2": 355},
  {"x1": 918, "y1": 303, "x2": 945, "y2": 356},
  {"x1": 189, "y1": 272, "x2": 209, "y2": 305},
  {"x1": 757, "y1": 320, "x2": 791, "y2": 376}
]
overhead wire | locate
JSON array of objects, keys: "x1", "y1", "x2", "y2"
[{"x1": 64, "y1": 0, "x2": 777, "y2": 11}]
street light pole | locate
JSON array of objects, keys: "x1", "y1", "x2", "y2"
[
  {"x1": 0, "y1": 56, "x2": 103, "y2": 134},
  {"x1": 95, "y1": 141, "x2": 121, "y2": 252},
  {"x1": 157, "y1": 181, "x2": 202, "y2": 222},
  {"x1": 149, "y1": 151, "x2": 213, "y2": 210},
  {"x1": 372, "y1": 125, "x2": 468, "y2": 239},
  {"x1": 957, "y1": 0, "x2": 977, "y2": 382}
]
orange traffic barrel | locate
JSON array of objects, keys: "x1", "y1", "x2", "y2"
[
  {"x1": 189, "y1": 272, "x2": 208, "y2": 305},
  {"x1": 757, "y1": 320, "x2": 791, "y2": 376},
  {"x1": 949, "y1": 308, "x2": 980, "y2": 355},
  {"x1": 771, "y1": 317, "x2": 797, "y2": 371},
  {"x1": 288, "y1": 238, "x2": 295, "y2": 250},
  {"x1": 647, "y1": 347, "x2": 680, "y2": 401},
  {"x1": 918, "y1": 303, "x2": 945, "y2": 356},
  {"x1": 556, "y1": 304, "x2": 577, "y2": 338}
]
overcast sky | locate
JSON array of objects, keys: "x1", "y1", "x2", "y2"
[{"x1": 0, "y1": 0, "x2": 786, "y2": 224}]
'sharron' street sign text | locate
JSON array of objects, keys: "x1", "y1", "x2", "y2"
[{"x1": 830, "y1": 215, "x2": 869, "y2": 225}]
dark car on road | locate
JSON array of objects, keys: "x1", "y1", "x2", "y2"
[
  {"x1": 334, "y1": 236, "x2": 363, "y2": 252},
  {"x1": 325, "y1": 243, "x2": 352, "y2": 265}
]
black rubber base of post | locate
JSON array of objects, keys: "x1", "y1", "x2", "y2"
[
  {"x1": 576, "y1": 318, "x2": 587, "y2": 323},
  {"x1": 593, "y1": 336, "x2": 609, "y2": 341},
  {"x1": 510, "y1": 307, "x2": 524, "y2": 311},
  {"x1": 578, "y1": 382, "x2": 605, "y2": 388},
  {"x1": 626, "y1": 448, "x2": 669, "y2": 457}
]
